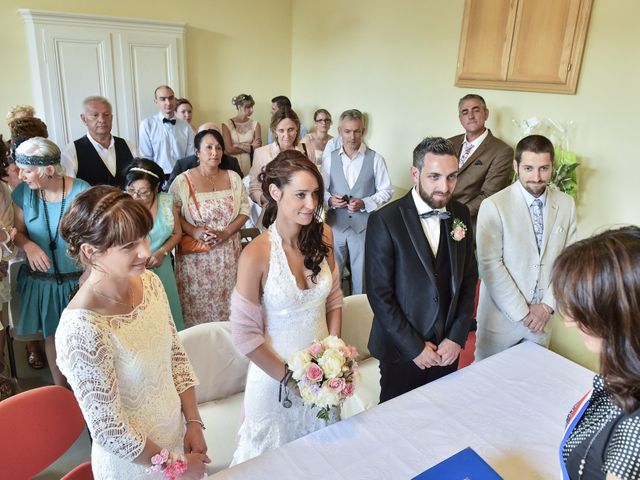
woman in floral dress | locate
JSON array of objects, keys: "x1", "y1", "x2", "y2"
[{"x1": 169, "y1": 129, "x2": 250, "y2": 327}]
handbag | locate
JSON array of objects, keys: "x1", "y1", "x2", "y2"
[{"x1": 177, "y1": 172, "x2": 212, "y2": 255}]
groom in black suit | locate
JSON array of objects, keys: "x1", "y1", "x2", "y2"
[{"x1": 366, "y1": 137, "x2": 478, "y2": 402}]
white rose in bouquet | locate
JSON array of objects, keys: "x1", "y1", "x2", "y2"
[
  {"x1": 289, "y1": 349, "x2": 312, "y2": 381},
  {"x1": 321, "y1": 335, "x2": 346, "y2": 350},
  {"x1": 318, "y1": 349, "x2": 345, "y2": 379}
]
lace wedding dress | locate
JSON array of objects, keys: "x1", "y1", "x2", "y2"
[
  {"x1": 55, "y1": 271, "x2": 198, "y2": 480},
  {"x1": 231, "y1": 224, "x2": 339, "y2": 465}
]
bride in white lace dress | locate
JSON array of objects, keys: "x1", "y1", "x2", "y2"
[
  {"x1": 55, "y1": 186, "x2": 210, "y2": 480},
  {"x1": 230, "y1": 151, "x2": 343, "y2": 464}
]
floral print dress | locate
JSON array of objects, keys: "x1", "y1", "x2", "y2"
[{"x1": 175, "y1": 187, "x2": 241, "y2": 327}]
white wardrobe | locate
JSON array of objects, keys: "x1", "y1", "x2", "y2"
[{"x1": 19, "y1": 9, "x2": 187, "y2": 148}]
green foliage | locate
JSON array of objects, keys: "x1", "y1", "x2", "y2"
[{"x1": 551, "y1": 148, "x2": 579, "y2": 198}]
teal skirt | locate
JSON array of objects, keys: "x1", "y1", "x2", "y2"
[
  {"x1": 153, "y1": 256, "x2": 185, "y2": 331},
  {"x1": 16, "y1": 264, "x2": 80, "y2": 338}
]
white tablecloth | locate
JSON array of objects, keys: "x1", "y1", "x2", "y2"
[{"x1": 210, "y1": 342, "x2": 594, "y2": 479}]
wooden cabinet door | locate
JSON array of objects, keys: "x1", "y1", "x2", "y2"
[
  {"x1": 507, "y1": 0, "x2": 581, "y2": 84},
  {"x1": 456, "y1": 0, "x2": 517, "y2": 81},
  {"x1": 455, "y1": 0, "x2": 592, "y2": 93}
]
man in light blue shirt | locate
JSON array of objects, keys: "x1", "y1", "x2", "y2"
[{"x1": 139, "y1": 85, "x2": 195, "y2": 177}]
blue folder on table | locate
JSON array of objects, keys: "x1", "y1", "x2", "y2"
[{"x1": 412, "y1": 447, "x2": 503, "y2": 480}]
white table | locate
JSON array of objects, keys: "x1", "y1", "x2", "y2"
[{"x1": 210, "y1": 342, "x2": 594, "y2": 479}]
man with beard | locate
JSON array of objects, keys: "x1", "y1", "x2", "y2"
[
  {"x1": 475, "y1": 135, "x2": 576, "y2": 360},
  {"x1": 323, "y1": 109, "x2": 393, "y2": 295},
  {"x1": 365, "y1": 137, "x2": 478, "y2": 402}
]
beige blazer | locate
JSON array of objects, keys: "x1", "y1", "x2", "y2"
[{"x1": 476, "y1": 183, "x2": 577, "y2": 331}]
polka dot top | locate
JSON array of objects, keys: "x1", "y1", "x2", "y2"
[{"x1": 563, "y1": 375, "x2": 640, "y2": 479}]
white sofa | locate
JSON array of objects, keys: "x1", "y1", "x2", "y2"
[{"x1": 178, "y1": 294, "x2": 380, "y2": 473}]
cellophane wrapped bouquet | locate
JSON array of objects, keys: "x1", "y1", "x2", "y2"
[
  {"x1": 512, "y1": 117, "x2": 580, "y2": 198},
  {"x1": 288, "y1": 335, "x2": 360, "y2": 420}
]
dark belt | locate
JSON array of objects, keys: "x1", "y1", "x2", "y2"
[{"x1": 25, "y1": 269, "x2": 83, "y2": 282}]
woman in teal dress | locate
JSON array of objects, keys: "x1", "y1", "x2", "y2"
[
  {"x1": 12, "y1": 137, "x2": 89, "y2": 386},
  {"x1": 123, "y1": 159, "x2": 184, "y2": 330}
]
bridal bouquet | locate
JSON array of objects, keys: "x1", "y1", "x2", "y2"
[{"x1": 288, "y1": 335, "x2": 360, "y2": 420}]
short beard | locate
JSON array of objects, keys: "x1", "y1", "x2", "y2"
[{"x1": 418, "y1": 182, "x2": 450, "y2": 209}]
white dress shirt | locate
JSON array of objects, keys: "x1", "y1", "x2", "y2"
[
  {"x1": 138, "y1": 113, "x2": 195, "y2": 174},
  {"x1": 321, "y1": 143, "x2": 393, "y2": 212},
  {"x1": 411, "y1": 186, "x2": 447, "y2": 255},
  {"x1": 321, "y1": 136, "x2": 344, "y2": 164},
  {"x1": 60, "y1": 133, "x2": 138, "y2": 177}
]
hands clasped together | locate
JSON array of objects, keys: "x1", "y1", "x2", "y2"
[
  {"x1": 522, "y1": 303, "x2": 552, "y2": 334},
  {"x1": 412, "y1": 338, "x2": 461, "y2": 370},
  {"x1": 329, "y1": 194, "x2": 365, "y2": 213},
  {"x1": 182, "y1": 422, "x2": 211, "y2": 479},
  {"x1": 193, "y1": 226, "x2": 231, "y2": 247}
]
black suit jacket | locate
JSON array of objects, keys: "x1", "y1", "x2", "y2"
[
  {"x1": 365, "y1": 192, "x2": 478, "y2": 363},
  {"x1": 166, "y1": 154, "x2": 243, "y2": 188}
]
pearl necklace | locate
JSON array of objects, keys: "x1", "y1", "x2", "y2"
[{"x1": 577, "y1": 413, "x2": 615, "y2": 479}]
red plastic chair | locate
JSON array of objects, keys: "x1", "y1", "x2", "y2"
[{"x1": 0, "y1": 385, "x2": 93, "y2": 479}]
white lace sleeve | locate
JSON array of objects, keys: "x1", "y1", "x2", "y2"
[
  {"x1": 55, "y1": 310, "x2": 146, "y2": 461},
  {"x1": 147, "y1": 271, "x2": 198, "y2": 393}
]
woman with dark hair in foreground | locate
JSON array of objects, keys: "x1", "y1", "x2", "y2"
[{"x1": 554, "y1": 226, "x2": 640, "y2": 480}]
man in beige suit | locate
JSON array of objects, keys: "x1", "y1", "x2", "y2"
[
  {"x1": 475, "y1": 135, "x2": 577, "y2": 360},
  {"x1": 449, "y1": 94, "x2": 513, "y2": 230}
]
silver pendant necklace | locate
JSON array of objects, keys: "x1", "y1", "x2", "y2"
[{"x1": 91, "y1": 284, "x2": 134, "y2": 310}]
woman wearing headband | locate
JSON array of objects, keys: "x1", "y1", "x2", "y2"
[
  {"x1": 11, "y1": 137, "x2": 90, "y2": 385},
  {"x1": 124, "y1": 158, "x2": 184, "y2": 330}
]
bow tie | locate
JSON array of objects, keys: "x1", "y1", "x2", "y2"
[
  {"x1": 163, "y1": 118, "x2": 176, "y2": 125},
  {"x1": 419, "y1": 210, "x2": 451, "y2": 220}
]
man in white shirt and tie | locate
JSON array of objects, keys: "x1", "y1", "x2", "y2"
[
  {"x1": 448, "y1": 94, "x2": 513, "y2": 231},
  {"x1": 61, "y1": 96, "x2": 137, "y2": 186},
  {"x1": 322, "y1": 109, "x2": 393, "y2": 295},
  {"x1": 138, "y1": 85, "x2": 195, "y2": 178},
  {"x1": 475, "y1": 134, "x2": 577, "y2": 360}
]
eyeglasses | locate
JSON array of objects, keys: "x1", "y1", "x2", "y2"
[
  {"x1": 125, "y1": 188, "x2": 152, "y2": 198},
  {"x1": 315, "y1": 118, "x2": 331, "y2": 123}
]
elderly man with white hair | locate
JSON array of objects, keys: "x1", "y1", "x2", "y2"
[{"x1": 61, "y1": 95, "x2": 137, "y2": 186}]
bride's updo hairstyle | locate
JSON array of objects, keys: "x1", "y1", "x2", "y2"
[
  {"x1": 260, "y1": 150, "x2": 330, "y2": 282},
  {"x1": 60, "y1": 185, "x2": 153, "y2": 265}
]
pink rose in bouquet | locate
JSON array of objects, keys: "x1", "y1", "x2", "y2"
[
  {"x1": 308, "y1": 342, "x2": 324, "y2": 357},
  {"x1": 306, "y1": 363, "x2": 324, "y2": 383},
  {"x1": 343, "y1": 382, "x2": 355, "y2": 397},
  {"x1": 327, "y1": 377, "x2": 346, "y2": 393}
]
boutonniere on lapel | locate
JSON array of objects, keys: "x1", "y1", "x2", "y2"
[{"x1": 450, "y1": 218, "x2": 467, "y2": 241}]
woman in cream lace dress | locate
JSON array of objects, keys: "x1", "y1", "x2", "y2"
[
  {"x1": 230, "y1": 151, "x2": 343, "y2": 464},
  {"x1": 55, "y1": 186, "x2": 209, "y2": 479}
]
